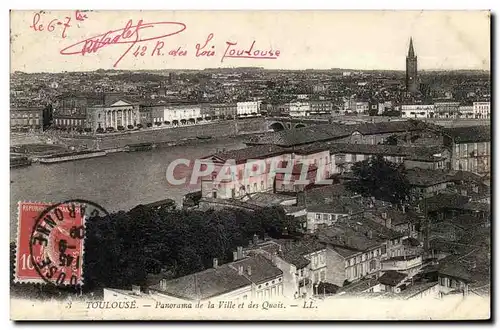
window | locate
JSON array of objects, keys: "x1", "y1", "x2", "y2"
[
  {"x1": 322, "y1": 214, "x2": 329, "y2": 221},
  {"x1": 381, "y1": 245, "x2": 387, "y2": 255},
  {"x1": 316, "y1": 214, "x2": 321, "y2": 220},
  {"x1": 261, "y1": 181, "x2": 264, "y2": 190},
  {"x1": 370, "y1": 260, "x2": 376, "y2": 271},
  {"x1": 253, "y1": 183, "x2": 257, "y2": 191}
]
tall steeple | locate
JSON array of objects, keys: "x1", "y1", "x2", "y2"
[
  {"x1": 408, "y1": 37, "x2": 415, "y2": 58},
  {"x1": 406, "y1": 37, "x2": 418, "y2": 94}
]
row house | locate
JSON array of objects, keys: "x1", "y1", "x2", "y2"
[
  {"x1": 236, "y1": 101, "x2": 262, "y2": 118},
  {"x1": 318, "y1": 215, "x2": 405, "y2": 287},
  {"x1": 443, "y1": 126, "x2": 491, "y2": 175},
  {"x1": 434, "y1": 102, "x2": 460, "y2": 119},
  {"x1": 305, "y1": 199, "x2": 364, "y2": 233},
  {"x1": 459, "y1": 105, "x2": 474, "y2": 119},
  {"x1": 208, "y1": 103, "x2": 237, "y2": 119},
  {"x1": 473, "y1": 102, "x2": 490, "y2": 119},
  {"x1": 405, "y1": 168, "x2": 453, "y2": 200},
  {"x1": 10, "y1": 107, "x2": 45, "y2": 130},
  {"x1": 329, "y1": 143, "x2": 450, "y2": 175},
  {"x1": 289, "y1": 101, "x2": 311, "y2": 117},
  {"x1": 163, "y1": 104, "x2": 202, "y2": 126},
  {"x1": 243, "y1": 238, "x2": 327, "y2": 299},
  {"x1": 401, "y1": 104, "x2": 435, "y2": 119},
  {"x1": 309, "y1": 100, "x2": 332, "y2": 115},
  {"x1": 344, "y1": 121, "x2": 423, "y2": 145},
  {"x1": 150, "y1": 253, "x2": 283, "y2": 304}
]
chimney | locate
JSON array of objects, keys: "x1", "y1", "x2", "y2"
[
  {"x1": 238, "y1": 265, "x2": 243, "y2": 275},
  {"x1": 132, "y1": 285, "x2": 141, "y2": 295},
  {"x1": 213, "y1": 258, "x2": 218, "y2": 269},
  {"x1": 247, "y1": 266, "x2": 252, "y2": 276},
  {"x1": 253, "y1": 234, "x2": 259, "y2": 245},
  {"x1": 368, "y1": 230, "x2": 373, "y2": 239},
  {"x1": 237, "y1": 246, "x2": 243, "y2": 259},
  {"x1": 160, "y1": 279, "x2": 167, "y2": 290},
  {"x1": 402, "y1": 205, "x2": 406, "y2": 214},
  {"x1": 233, "y1": 251, "x2": 238, "y2": 261}
]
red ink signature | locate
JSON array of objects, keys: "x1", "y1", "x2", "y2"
[{"x1": 60, "y1": 19, "x2": 186, "y2": 68}]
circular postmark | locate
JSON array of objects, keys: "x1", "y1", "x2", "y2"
[{"x1": 29, "y1": 199, "x2": 110, "y2": 288}]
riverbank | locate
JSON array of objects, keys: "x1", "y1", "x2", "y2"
[{"x1": 11, "y1": 118, "x2": 268, "y2": 165}]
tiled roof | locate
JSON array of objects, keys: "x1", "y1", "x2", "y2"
[
  {"x1": 230, "y1": 254, "x2": 283, "y2": 285},
  {"x1": 307, "y1": 198, "x2": 364, "y2": 215},
  {"x1": 446, "y1": 170, "x2": 485, "y2": 183},
  {"x1": 317, "y1": 214, "x2": 402, "y2": 252},
  {"x1": 271, "y1": 238, "x2": 326, "y2": 269},
  {"x1": 150, "y1": 254, "x2": 281, "y2": 301},
  {"x1": 378, "y1": 270, "x2": 407, "y2": 286},
  {"x1": 209, "y1": 145, "x2": 287, "y2": 163},
  {"x1": 443, "y1": 126, "x2": 491, "y2": 143},
  {"x1": 247, "y1": 124, "x2": 351, "y2": 147},
  {"x1": 420, "y1": 193, "x2": 471, "y2": 213},
  {"x1": 405, "y1": 168, "x2": 452, "y2": 187},
  {"x1": 347, "y1": 120, "x2": 423, "y2": 135},
  {"x1": 340, "y1": 278, "x2": 379, "y2": 294},
  {"x1": 438, "y1": 246, "x2": 490, "y2": 284},
  {"x1": 305, "y1": 184, "x2": 357, "y2": 205}
]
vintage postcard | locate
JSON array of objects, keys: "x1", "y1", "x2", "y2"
[{"x1": 10, "y1": 10, "x2": 491, "y2": 320}]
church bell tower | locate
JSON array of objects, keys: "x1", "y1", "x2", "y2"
[{"x1": 406, "y1": 37, "x2": 418, "y2": 94}]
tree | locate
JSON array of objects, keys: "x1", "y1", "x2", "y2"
[
  {"x1": 383, "y1": 135, "x2": 398, "y2": 146},
  {"x1": 346, "y1": 155, "x2": 410, "y2": 205},
  {"x1": 79, "y1": 205, "x2": 300, "y2": 293}
]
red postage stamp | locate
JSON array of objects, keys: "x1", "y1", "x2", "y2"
[{"x1": 15, "y1": 201, "x2": 85, "y2": 286}]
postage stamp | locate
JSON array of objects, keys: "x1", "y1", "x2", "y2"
[{"x1": 15, "y1": 200, "x2": 109, "y2": 287}]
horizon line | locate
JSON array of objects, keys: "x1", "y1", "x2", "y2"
[{"x1": 10, "y1": 67, "x2": 492, "y2": 75}]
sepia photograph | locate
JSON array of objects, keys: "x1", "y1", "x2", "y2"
[{"x1": 9, "y1": 9, "x2": 491, "y2": 320}]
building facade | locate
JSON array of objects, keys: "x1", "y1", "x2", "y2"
[
  {"x1": 237, "y1": 101, "x2": 262, "y2": 118},
  {"x1": 87, "y1": 99, "x2": 141, "y2": 131},
  {"x1": 401, "y1": 104, "x2": 435, "y2": 119},
  {"x1": 289, "y1": 101, "x2": 311, "y2": 117},
  {"x1": 10, "y1": 107, "x2": 44, "y2": 130},
  {"x1": 473, "y1": 102, "x2": 490, "y2": 119}
]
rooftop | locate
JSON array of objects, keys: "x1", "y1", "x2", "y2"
[
  {"x1": 208, "y1": 145, "x2": 287, "y2": 163},
  {"x1": 150, "y1": 254, "x2": 282, "y2": 301},
  {"x1": 405, "y1": 168, "x2": 452, "y2": 187},
  {"x1": 443, "y1": 126, "x2": 491, "y2": 143},
  {"x1": 378, "y1": 270, "x2": 407, "y2": 286}
]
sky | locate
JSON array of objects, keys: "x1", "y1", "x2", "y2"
[{"x1": 10, "y1": 10, "x2": 491, "y2": 73}]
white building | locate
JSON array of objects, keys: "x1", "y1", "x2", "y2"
[
  {"x1": 289, "y1": 101, "x2": 311, "y2": 117},
  {"x1": 473, "y1": 102, "x2": 490, "y2": 119},
  {"x1": 236, "y1": 101, "x2": 262, "y2": 118},
  {"x1": 401, "y1": 104, "x2": 435, "y2": 119},
  {"x1": 458, "y1": 105, "x2": 474, "y2": 119},
  {"x1": 163, "y1": 105, "x2": 202, "y2": 126}
]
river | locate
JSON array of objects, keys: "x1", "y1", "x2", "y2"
[{"x1": 10, "y1": 137, "x2": 248, "y2": 241}]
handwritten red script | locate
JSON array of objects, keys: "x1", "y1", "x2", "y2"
[
  {"x1": 60, "y1": 19, "x2": 187, "y2": 68},
  {"x1": 57, "y1": 18, "x2": 281, "y2": 67}
]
